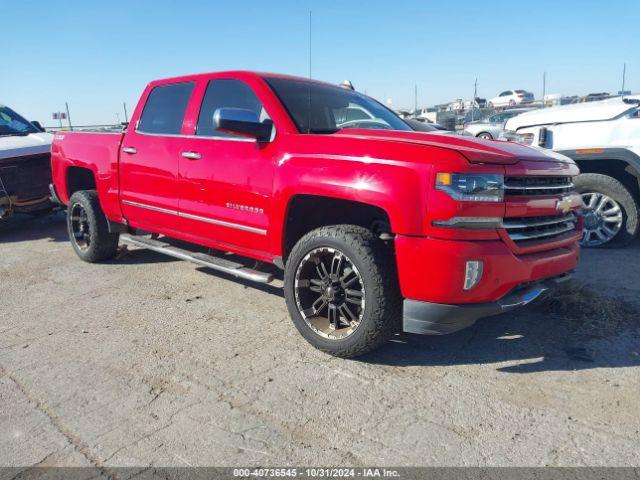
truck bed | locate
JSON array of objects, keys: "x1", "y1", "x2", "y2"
[{"x1": 51, "y1": 131, "x2": 125, "y2": 220}]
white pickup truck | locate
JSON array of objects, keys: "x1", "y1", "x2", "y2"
[
  {"x1": 0, "y1": 105, "x2": 53, "y2": 218},
  {"x1": 503, "y1": 96, "x2": 640, "y2": 247}
]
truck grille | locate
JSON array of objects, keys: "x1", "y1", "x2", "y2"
[
  {"x1": 503, "y1": 212, "x2": 578, "y2": 243},
  {"x1": 0, "y1": 153, "x2": 51, "y2": 200},
  {"x1": 505, "y1": 176, "x2": 574, "y2": 196}
]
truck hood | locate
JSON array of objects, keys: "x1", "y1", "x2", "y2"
[
  {"x1": 0, "y1": 132, "x2": 53, "y2": 160},
  {"x1": 334, "y1": 129, "x2": 573, "y2": 165},
  {"x1": 505, "y1": 96, "x2": 640, "y2": 131}
]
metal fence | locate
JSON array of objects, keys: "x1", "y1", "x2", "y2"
[{"x1": 43, "y1": 124, "x2": 125, "y2": 133}]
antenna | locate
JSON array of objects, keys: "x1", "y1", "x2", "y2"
[
  {"x1": 307, "y1": 10, "x2": 312, "y2": 133},
  {"x1": 309, "y1": 10, "x2": 312, "y2": 79},
  {"x1": 621, "y1": 63, "x2": 626, "y2": 97}
]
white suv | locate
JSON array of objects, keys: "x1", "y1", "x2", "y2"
[
  {"x1": 489, "y1": 90, "x2": 534, "y2": 108},
  {"x1": 503, "y1": 96, "x2": 640, "y2": 247}
]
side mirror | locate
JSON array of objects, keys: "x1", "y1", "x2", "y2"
[
  {"x1": 31, "y1": 120, "x2": 45, "y2": 132},
  {"x1": 213, "y1": 108, "x2": 273, "y2": 142}
]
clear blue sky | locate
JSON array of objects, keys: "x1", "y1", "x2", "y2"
[{"x1": 3, "y1": 0, "x2": 639, "y2": 126}]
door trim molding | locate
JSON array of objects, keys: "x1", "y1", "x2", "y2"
[{"x1": 122, "y1": 200, "x2": 267, "y2": 236}]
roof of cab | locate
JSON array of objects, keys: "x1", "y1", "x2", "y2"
[{"x1": 148, "y1": 70, "x2": 336, "y2": 88}]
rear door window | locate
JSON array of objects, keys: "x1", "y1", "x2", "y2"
[{"x1": 137, "y1": 82, "x2": 195, "y2": 135}]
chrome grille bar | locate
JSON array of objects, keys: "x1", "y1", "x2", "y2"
[
  {"x1": 504, "y1": 212, "x2": 578, "y2": 243},
  {"x1": 504, "y1": 183, "x2": 575, "y2": 191},
  {"x1": 503, "y1": 212, "x2": 577, "y2": 229},
  {"x1": 508, "y1": 223, "x2": 577, "y2": 241},
  {"x1": 505, "y1": 176, "x2": 574, "y2": 196}
]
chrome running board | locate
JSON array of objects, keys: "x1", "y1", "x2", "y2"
[{"x1": 120, "y1": 234, "x2": 274, "y2": 284}]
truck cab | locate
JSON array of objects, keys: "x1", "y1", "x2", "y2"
[{"x1": 51, "y1": 71, "x2": 581, "y2": 357}]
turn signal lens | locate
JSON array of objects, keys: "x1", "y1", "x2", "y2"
[
  {"x1": 436, "y1": 172, "x2": 452, "y2": 186},
  {"x1": 464, "y1": 260, "x2": 484, "y2": 291}
]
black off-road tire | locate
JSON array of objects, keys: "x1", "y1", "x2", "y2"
[
  {"x1": 574, "y1": 173, "x2": 639, "y2": 247},
  {"x1": 67, "y1": 190, "x2": 120, "y2": 262},
  {"x1": 284, "y1": 225, "x2": 401, "y2": 358}
]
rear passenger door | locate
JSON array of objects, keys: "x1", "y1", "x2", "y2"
[
  {"x1": 178, "y1": 79, "x2": 275, "y2": 257},
  {"x1": 120, "y1": 81, "x2": 194, "y2": 232}
]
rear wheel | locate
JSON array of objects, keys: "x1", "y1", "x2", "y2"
[
  {"x1": 67, "y1": 190, "x2": 119, "y2": 262},
  {"x1": 284, "y1": 225, "x2": 401, "y2": 358},
  {"x1": 574, "y1": 173, "x2": 639, "y2": 247}
]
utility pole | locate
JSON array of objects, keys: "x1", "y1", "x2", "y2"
[
  {"x1": 414, "y1": 84, "x2": 418, "y2": 118},
  {"x1": 542, "y1": 71, "x2": 546, "y2": 107},
  {"x1": 471, "y1": 78, "x2": 478, "y2": 121},
  {"x1": 115, "y1": 113, "x2": 120, "y2": 125},
  {"x1": 65, "y1": 102, "x2": 73, "y2": 130},
  {"x1": 622, "y1": 63, "x2": 626, "y2": 96},
  {"x1": 123, "y1": 102, "x2": 129, "y2": 123}
]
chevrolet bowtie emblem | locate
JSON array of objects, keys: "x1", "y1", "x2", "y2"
[{"x1": 556, "y1": 197, "x2": 572, "y2": 214}]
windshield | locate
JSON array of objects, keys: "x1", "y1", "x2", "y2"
[
  {"x1": 264, "y1": 77, "x2": 411, "y2": 134},
  {"x1": 0, "y1": 106, "x2": 39, "y2": 136}
]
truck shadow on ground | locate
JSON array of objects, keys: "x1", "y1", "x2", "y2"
[
  {"x1": 0, "y1": 211, "x2": 69, "y2": 243},
  {"x1": 359, "y1": 307, "x2": 640, "y2": 373}
]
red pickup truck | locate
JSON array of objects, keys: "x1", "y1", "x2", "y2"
[{"x1": 51, "y1": 71, "x2": 582, "y2": 357}]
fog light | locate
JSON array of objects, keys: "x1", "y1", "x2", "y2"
[{"x1": 464, "y1": 260, "x2": 483, "y2": 290}]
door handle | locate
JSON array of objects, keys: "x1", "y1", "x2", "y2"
[
  {"x1": 181, "y1": 151, "x2": 202, "y2": 160},
  {"x1": 122, "y1": 147, "x2": 137, "y2": 154}
]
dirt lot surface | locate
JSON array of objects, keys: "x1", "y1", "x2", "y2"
[{"x1": 1, "y1": 213, "x2": 639, "y2": 469}]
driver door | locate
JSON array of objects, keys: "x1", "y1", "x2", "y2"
[{"x1": 177, "y1": 79, "x2": 276, "y2": 257}]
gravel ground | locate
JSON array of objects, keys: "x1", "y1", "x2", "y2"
[{"x1": 1, "y1": 212, "x2": 639, "y2": 469}]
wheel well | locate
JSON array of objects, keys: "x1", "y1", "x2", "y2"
[
  {"x1": 576, "y1": 159, "x2": 640, "y2": 201},
  {"x1": 476, "y1": 132, "x2": 492, "y2": 138},
  {"x1": 66, "y1": 167, "x2": 96, "y2": 196},
  {"x1": 283, "y1": 195, "x2": 391, "y2": 261}
]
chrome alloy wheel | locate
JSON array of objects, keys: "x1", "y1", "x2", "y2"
[
  {"x1": 580, "y1": 192, "x2": 623, "y2": 247},
  {"x1": 294, "y1": 247, "x2": 366, "y2": 340},
  {"x1": 69, "y1": 202, "x2": 91, "y2": 251}
]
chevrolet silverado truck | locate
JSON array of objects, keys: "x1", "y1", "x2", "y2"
[
  {"x1": 503, "y1": 96, "x2": 640, "y2": 247},
  {"x1": 1, "y1": 104, "x2": 53, "y2": 218},
  {"x1": 50, "y1": 71, "x2": 581, "y2": 357}
]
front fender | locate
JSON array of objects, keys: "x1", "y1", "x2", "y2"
[{"x1": 269, "y1": 153, "x2": 430, "y2": 256}]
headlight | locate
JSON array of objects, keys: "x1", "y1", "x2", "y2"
[
  {"x1": 502, "y1": 130, "x2": 534, "y2": 145},
  {"x1": 435, "y1": 173, "x2": 504, "y2": 202}
]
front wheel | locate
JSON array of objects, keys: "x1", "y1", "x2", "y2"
[
  {"x1": 284, "y1": 225, "x2": 401, "y2": 358},
  {"x1": 574, "y1": 173, "x2": 639, "y2": 247},
  {"x1": 477, "y1": 132, "x2": 493, "y2": 140},
  {"x1": 67, "y1": 190, "x2": 120, "y2": 262}
]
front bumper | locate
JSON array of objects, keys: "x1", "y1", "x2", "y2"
[
  {"x1": 394, "y1": 234, "x2": 579, "y2": 304},
  {"x1": 403, "y1": 273, "x2": 571, "y2": 335}
]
